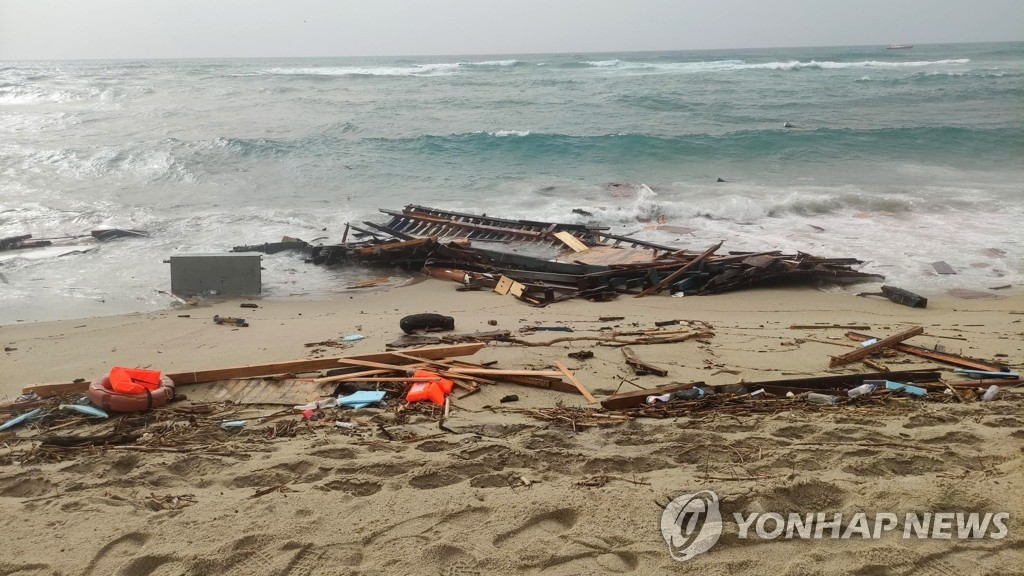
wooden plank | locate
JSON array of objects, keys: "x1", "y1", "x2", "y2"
[
  {"x1": 351, "y1": 237, "x2": 434, "y2": 256},
  {"x1": 195, "y1": 378, "x2": 335, "y2": 405},
  {"x1": 621, "y1": 347, "x2": 668, "y2": 377},
  {"x1": 15, "y1": 380, "x2": 88, "y2": 398},
  {"x1": 554, "y1": 361, "x2": 597, "y2": 404},
  {"x1": 442, "y1": 369, "x2": 565, "y2": 377},
  {"x1": 433, "y1": 358, "x2": 581, "y2": 395},
  {"x1": 601, "y1": 381, "x2": 704, "y2": 410},
  {"x1": 337, "y1": 358, "x2": 419, "y2": 372},
  {"x1": 828, "y1": 327, "x2": 924, "y2": 368},
  {"x1": 635, "y1": 241, "x2": 723, "y2": 297},
  {"x1": 553, "y1": 231, "x2": 589, "y2": 253},
  {"x1": 568, "y1": 246, "x2": 655, "y2": 266},
  {"x1": 22, "y1": 343, "x2": 486, "y2": 396},
  {"x1": 846, "y1": 332, "x2": 1006, "y2": 371},
  {"x1": 312, "y1": 369, "x2": 392, "y2": 384}
]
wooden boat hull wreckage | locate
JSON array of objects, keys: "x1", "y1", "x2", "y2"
[{"x1": 234, "y1": 205, "x2": 883, "y2": 305}]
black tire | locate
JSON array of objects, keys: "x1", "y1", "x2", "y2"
[{"x1": 400, "y1": 313, "x2": 455, "y2": 334}]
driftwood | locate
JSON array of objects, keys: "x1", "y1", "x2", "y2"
[
  {"x1": 828, "y1": 327, "x2": 924, "y2": 368},
  {"x1": 621, "y1": 347, "x2": 668, "y2": 377},
  {"x1": 846, "y1": 332, "x2": 1007, "y2": 372},
  {"x1": 554, "y1": 361, "x2": 597, "y2": 404}
]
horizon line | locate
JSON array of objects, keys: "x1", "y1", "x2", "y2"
[{"x1": 1, "y1": 39, "x2": 1021, "y2": 63}]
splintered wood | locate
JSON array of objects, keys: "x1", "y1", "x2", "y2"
[{"x1": 828, "y1": 326, "x2": 924, "y2": 368}]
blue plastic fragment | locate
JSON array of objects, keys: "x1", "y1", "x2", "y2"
[
  {"x1": 337, "y1": 390, "x2": 387, "y2": 409},
  {"x1": 59, "y1": 404, "x2": 109, "y2": 418},
  {"x1": 221, "y1": 420, "x2": 248, "y2": 428},
  {"x1": 0, "y1": 408, "x2": 42, "y2": 431},
  {"x1": 884, "y1": 381, "x2": 927, "y2": 397},
  {"x1": 342, "y1": 334, "x2": 365, "y2": 342}
]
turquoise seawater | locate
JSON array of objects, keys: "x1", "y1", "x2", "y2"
[{"x1": 1, "y1": 43, "x2": 1022, "y2": 322}]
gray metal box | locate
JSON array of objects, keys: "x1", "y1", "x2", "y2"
[{"x1": 169, "y1": 253, "x2": 262, "y2": 296}]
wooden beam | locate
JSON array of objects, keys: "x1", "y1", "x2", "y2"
[
  {"x1": 635, "y1": 241, "x2": 723, "y2": 297},
  {"x1": 554, "y1": 361, "x2": 597, "y2": 404},
  {"x1": 828, "y1": 327, "x2": 924, "y2": 368},
  {"x1": 846, "y1": 332, "x2": 1006, "y2": 372}
]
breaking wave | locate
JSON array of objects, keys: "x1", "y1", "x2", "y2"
[
  {"x1": 384, "y1": 126, "x2": 1022, "y2": 163},
  {"x1": 574, "y1": 58, "x2": 971, "y2": 73},
  {"x1": 259, "y1": 59, "x2": 523, "y2": 77}
]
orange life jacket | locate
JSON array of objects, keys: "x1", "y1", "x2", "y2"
[
  {"x1": 405, "y1": 369, "x2": 453, "y2": 405},
  {"x1": 108, "y1": 366, "x2": 163, "y2": 395}
]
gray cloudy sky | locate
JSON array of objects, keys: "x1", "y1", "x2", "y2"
[{"x1": 1, "y1": 0, "x2": 1021, "y2": 60}]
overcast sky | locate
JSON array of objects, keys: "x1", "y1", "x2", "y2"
[{"x1": 1, "y1": 0, "x2": 1022, "y2": 60}]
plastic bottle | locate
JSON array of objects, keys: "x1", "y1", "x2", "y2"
[
  {"x1": 646, "y1": 393, "x2": 672, "y2": 404},
  {"x1": 982, "y1": 385, "x2": 1000, "y2": 402},
  {"x1": 807, "y1": 393, "x2": 839, "y2": 405},
  {"x1": 847, "y1": 383, "x2": 876, "y2": 398}
]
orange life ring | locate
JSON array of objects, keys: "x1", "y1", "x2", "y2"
[{"x1": 88, "y1": 374, "x2": 176, "y2": 412}]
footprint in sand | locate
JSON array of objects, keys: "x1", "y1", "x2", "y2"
[
  {"x1": 492, "y1": 508, "x2": 579, "y2": 549},
  {"x1": 83, "y1": 532, "x2": 158, "y2": 576}
]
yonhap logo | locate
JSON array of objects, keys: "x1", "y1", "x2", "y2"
[
  {"x1": 660, "y1": 490, "x2": 723, "y2": 562},
  {"x1": 659, "y1": 489, "x2": 1010, "y2": 562}
]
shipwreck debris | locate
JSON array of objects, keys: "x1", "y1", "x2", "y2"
[{"x1": 858, "y1": 285, "x2": 928, "y2": 308}]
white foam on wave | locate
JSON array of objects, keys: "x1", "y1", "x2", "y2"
[
  {"x1": 261, "y1": 63, "x2": 458, "y2": 77},
  {"x1": 260, "y1": 59, "x2": 519, "y2": 78},
  {"x1": 464, "y1": 59, "x2": 520, "y2": 66},
  {"x1": 492, "y1": 181, "x2": 1022, "y2": 296},
  {"x1": 0, "y1": 86, "x2": 79, "y2": 105},
  {"x1": 576, "y1": 58, "x2": 971, "y2": 73},
  {"x1": 2, "y1": 142, "x2": 196, "y2": 184},
  {"x1": 745, "y1": 58, "x2": 971, "y2": 70},
  {"x1": 0, "y1": 203, "x2": 370, "y2": 324},
  {"x1": 488, "y1": 130, "x2": 531, "y2": 137}
]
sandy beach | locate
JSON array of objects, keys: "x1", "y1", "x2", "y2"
[{"x1": 1, "y1": 281, "x2": 1022, "y2": 575}]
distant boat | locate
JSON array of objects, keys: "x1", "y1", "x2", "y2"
[{"x1": 887, "y1": 43, "x2": 913, "y2": 50}]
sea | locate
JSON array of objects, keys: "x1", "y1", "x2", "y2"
[{"x1": 1, "y1": 42, "x2": 1022, "y2": 323}]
